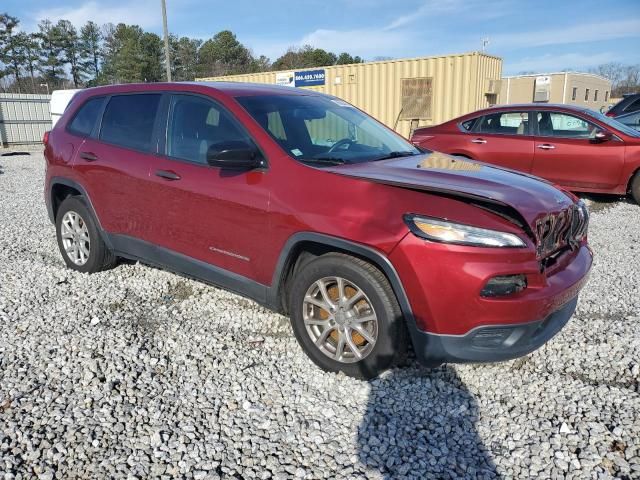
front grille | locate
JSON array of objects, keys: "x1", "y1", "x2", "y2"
[{"x1": 535, "y1": 202, "x2": 589, "y2": 259}]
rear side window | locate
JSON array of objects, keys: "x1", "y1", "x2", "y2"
[
  {"x1": 100, "y1": 94, "x2": 161, "y2": 151},
  {"x1": 476, "y1": 111, "x2": 530, "y2": 135},
  {"x1": 67, "y1": 97, "x2": 104, "y2": 137}
]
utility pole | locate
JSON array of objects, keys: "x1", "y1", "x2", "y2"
[
  {"x1": 481, "y1": 37, "x2": 490, "y2": 53},
  {"x1": 161, "y1": 0, "x2": 172, "y2": 81}
]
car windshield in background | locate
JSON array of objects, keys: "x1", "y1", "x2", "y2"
[
  {"x1": 236, "y1": 94, "x2": 420, "y2": 165},
  {"x1": 584, "y1": 109, "x2": 640, "y2": 138}
]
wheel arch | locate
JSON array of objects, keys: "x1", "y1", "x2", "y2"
[
  {"x1": 268, "y1": 233, "x2": 420, "y2": 342},
  {"x1": 48, "y1": 177, "x2": 112, "y2": 249},
  {"x1": 627, "y1": 166, "x2": 640, "y2": 193}
]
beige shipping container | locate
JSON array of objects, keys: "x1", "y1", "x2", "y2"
[
  {"x1": 499, "y1": 72, "x2": 612, "y2": 113},
  {"x1": 197, "y1": 52, "x2": 503, "y2": 138}
]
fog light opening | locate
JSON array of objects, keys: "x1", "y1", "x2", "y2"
[
  {"x1": 471, "y1": 328, "x2": 512, "y2": 348},
  {"x1": 481, "y1": 274, "x2": 527, "y2": 298}
]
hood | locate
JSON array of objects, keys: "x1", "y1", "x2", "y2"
[{"x1": 323, "y1": 152, "x2": 575, "y2": 230}]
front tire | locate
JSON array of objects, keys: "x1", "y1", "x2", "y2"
[
  {"x1": 630, "y1": 172, "x2": 640, "y2": 205},
  {"x1": 288, "y1": 253, "x2": 407, "y2": 379},
  {"x1": 55, "y1": 196, "x2": 116, "y2": 273}
]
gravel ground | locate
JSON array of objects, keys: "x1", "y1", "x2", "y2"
[{"x1": 0, "y1": 152, "x2": 639, "y2": 480}]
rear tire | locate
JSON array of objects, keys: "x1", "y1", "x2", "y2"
[
  {"x1": 630, "y1": 172, "x2": 640, "y2": 205},
  {"x1": 55, "y1": 196, "x2": 116, "y2": 273},
  {"x1": 288, "y1": 252, "x2": 408, "y2": 379}
]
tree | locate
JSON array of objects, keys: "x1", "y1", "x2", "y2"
[
  {"x1": 57, "y1": 20, "x2": 83, "y2": 87},
  {"x1": 80, "y1": 21, "x2": 102, "y2": 83},
  {"x1": 100, "y1": 23, "x2": 164, "y2": 84},
  {"x1": 170, "y1": 35, "x2": 201, "y2": 81},
  {"x1": 336, "y1": 52, "x2": 363, "y2": 65},
  {"x1": 0, "y1": 13, "x2": 24, "y2": 91},
  {"x1": 196, "y1": 30, "x2": 254, "y2": 77},
  {"x1": 272, "y1": 45, "x2": 343, "y2": 70},
  {"x1": 139, "y1": 32, "x2": 163, "y2": 82},
  {"x1": 590, "y1": 62, "x2": 640, "y2": 97},
  {"x1": 251, "y1": 54, "x2": 271, "y2": 73},
  {"x1": 36, "y1": 19, "x2": 65, "y2": 87}
]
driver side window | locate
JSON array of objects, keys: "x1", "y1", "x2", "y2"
[{"x1": 167, "y1": 94, "x2": 252, "y2": 164}]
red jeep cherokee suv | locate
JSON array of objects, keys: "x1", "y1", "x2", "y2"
[{"x1": 44, "y1": 83, "x2": 592, "y2": 378}]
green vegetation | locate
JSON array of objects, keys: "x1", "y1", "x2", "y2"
[{"x1": 0, "y1": 12, "x2": 364, "y2": 93}]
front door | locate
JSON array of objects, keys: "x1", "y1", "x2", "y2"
[
  {"x1": 142, "y1": 93, "x2": 271, "y2": 283},
  {"x1": 531, "y1": 111, "x2": 625, "y2": 190}
]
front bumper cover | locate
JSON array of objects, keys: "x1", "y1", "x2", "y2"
[{"x1": 411, "y1": 296, "x2": 578, "y2": 365}]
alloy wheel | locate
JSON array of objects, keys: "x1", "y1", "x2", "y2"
[
  {"x1": 60, "y1": 210, "x2": 91, "y2": 266},
  {"x1": 302, "y1": 276, "x2": 378, "y2": 363}
]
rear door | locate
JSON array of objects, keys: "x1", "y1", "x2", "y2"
[
  {"x1": 142, "y1": 93, "x2": 271, "y2": 282},
  {"x1": 531, "y1": 110, "x2": 626, "y2": 190},
  {"x1": 461, "y1": 110, "x2": 535, "y2": 172},
  {"x1": 74, "y1": 93, "x2": 162, "y2": 239}
]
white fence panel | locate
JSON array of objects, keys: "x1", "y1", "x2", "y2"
[{"x1": 0, "y1": 93, "x2": 52, "y2": 145}]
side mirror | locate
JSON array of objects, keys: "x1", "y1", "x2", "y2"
[
  {"x1": 206, "y1": 141, "x2": 261, "y2": 169},
  {"x1": 590, "y1": 129, "x2": 613, "y2": 143}
]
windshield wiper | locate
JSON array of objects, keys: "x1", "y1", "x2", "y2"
[
  {"x1": 372, "y1": 151, "x2": 419, "y2": 161},
  {"x1": 302, "y1": 157, "x2": 346, "y2": 165}
]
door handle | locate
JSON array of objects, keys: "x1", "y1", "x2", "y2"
[
  {"x1": 155, "y1": 169, "x2": 181, "y2": 181},
  {"x1": 471, "y1": 138, "x2": 487, "y2": 144},
  {"x1": 79, "y1": 151, "x2": 98, "y2": 162},
  {"x1": 537, "y1": 144, "x2": 556, "y2": 150}
]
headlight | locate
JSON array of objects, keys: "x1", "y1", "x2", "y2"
[{"x1": 404, "y1": 215, "x2": 526, "y2": 248}]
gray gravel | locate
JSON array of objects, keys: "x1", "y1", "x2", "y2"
[{"x1": 1, "y1": 152, "x2": 639, "y2": 479}]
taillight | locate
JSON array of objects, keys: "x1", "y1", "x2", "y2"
[
  {"x1": 605, "y1": 111, "x2": 615, "y2": 117},
  {"x1": 43, "y1": 131, "x2": 50, "y2": 145}
]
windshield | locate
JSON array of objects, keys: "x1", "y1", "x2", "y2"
[
  {"x1": 236, "y1": 94, "x2": 420, "y2": 165},
  {"x1": 583, "y1": 109, "x2": 640, "y2": 138}
]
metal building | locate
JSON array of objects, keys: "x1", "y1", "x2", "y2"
[
  {"x1": 0, "y1": 93, "x2": 52, "y2": 146},
  {"x1": 197, "y1": 52, "x2": 503, "y2": 138},
  {"x1": 499, "y1": 72, "x2": 612, "y2": 112}
]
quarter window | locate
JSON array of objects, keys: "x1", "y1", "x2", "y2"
[
  {"x1": 167, "y1": 95, "x2": 252, "y2": 165},
  {"x1": 68, "y1": 97, "x2": 104, "y2": 137},
  {"x1": 460, "y1": 118, "x2": 477, "y2": 131},
  {"x1": 476, "y1": 111, "x2": 530, "y2": 135},
  {"x1": 100, "y1": 94, "x2": 161, "y2": 151},
  {"x1": 536, "y1": 112, "x2": 596, "y2": 139}
]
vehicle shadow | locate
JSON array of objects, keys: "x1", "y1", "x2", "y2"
[
  {"x1": 357, "y1": 364, "x2": 499, "y2": 479},
  {"x1": 575, "y1": 192, "x2": 634, "y2": 213}
]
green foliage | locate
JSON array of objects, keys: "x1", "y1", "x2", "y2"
[
  {"x1": 272, "y1": 45, "x2": 336, "y2": 70},
  {"x1": 99, "y1": 23, "x2": 163, "y2": 83},
  {"x1": 80, "y1": 21, "x2": 102, "y2": 81},
  {"x1": 196, "y1": 30, "x2": 255, "y2": 77},
  {"x1": 170, "y1": 35, "x2": 202, "y2": 81}
]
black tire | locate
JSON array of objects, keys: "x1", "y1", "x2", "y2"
[
  {"x1": 288, "y1": 252, "x2": 408, "y2": 379},
  {"x1": 55, "y1": 196, "x2": 116, "y2": 273},
  {"x1": 631, "y1": 172, "x2": 640, "y2": 205}
]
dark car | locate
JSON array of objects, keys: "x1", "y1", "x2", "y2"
[
  {"x1": 44, "y1": 83, "x2": 592, "y2": 379},
  {"x1": 410, "y1": 104, "x2": 640, "y2": 204},
  {"x1": 616, "y1": 110, "x2": 640, "y2": 131},
  {"x1": 606, "y1": 93, "x2": 640, "y2": 117}
]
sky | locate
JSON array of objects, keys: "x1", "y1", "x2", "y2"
[{"x1": 4, "y1": 0, "x2": 640, "y2": 75}]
